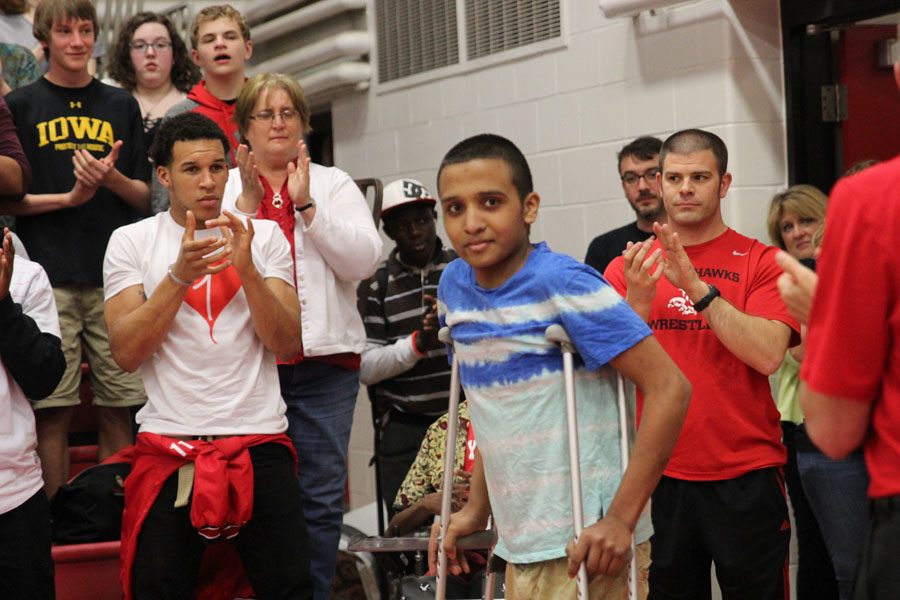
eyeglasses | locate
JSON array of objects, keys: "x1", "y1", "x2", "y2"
[
  {"x1": 248, "y1": 109, "x2": 300, "y2": 123},
  {"x1": 621, "y1": 168, "x2": 660, "y2": 187},
  {"x1": 130, "y1": 40, "x2": 173, "y2": 53}
]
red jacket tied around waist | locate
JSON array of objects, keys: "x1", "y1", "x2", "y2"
[{"x1": 120, "y1": 431, "x2": 296, "y2": 600}]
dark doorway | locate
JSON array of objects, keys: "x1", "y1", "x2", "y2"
[
  {"x1": 782, "y1": 1, "x2": 900, "y2": 192},
  {"x1": 307, "y1": 110, "x2": 334, "y2": 167}
]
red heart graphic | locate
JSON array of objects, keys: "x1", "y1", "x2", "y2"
[{"x1": 183, "y1": 264, "x2": 242, "y2": 343}]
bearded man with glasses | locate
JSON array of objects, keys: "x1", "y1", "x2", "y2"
[{"x1": 585, "y1": 136, "x2": 666, "y2": 273}]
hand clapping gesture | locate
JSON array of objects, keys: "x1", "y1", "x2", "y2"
[
  {"x1": 168, "y1": 211, "x2": 231, "y2": 285},
  {"x1": 235, "y1": 144, "x2": 264, "y2": 212},
  {"x1": 204, "y1": 210, "x2": 257, "y2": 280},
  {"x1": 72, "y1": 140, "x2": 123, "y2": 189},
  {"x1": 653, "y1": 221, "x2": 708, "y2": 300},
  {"x1": 0, "y1": 228, "x2": 15, "y2": 300},
  {"x1": 287, "y1": 140, "x2": 314, "y2": 222},
  {"x1": 622, "y1": 235, "x2": 663, "y2": 315},
  {"x1": 66, "y1": 179, "x2": 96, "y2": 208}
]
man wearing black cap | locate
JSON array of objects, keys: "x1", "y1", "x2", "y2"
[{"x1": 360, "y1": 178, "x2": 456, "y2": 519}]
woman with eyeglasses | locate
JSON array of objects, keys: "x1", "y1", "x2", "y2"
[
  {"x1": 108, "y1": 12, "x2": 199, "y2": 148},
  {"x1": 769, "y1": 182, "x2": 870, "y2": 600},
  {"x1": 223, "y1": 72, "x2": 382, "y2": 599}
]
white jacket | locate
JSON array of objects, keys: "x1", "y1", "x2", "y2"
[{"x1": 223, "y1": 163, "x2": 383, "y2": 356}]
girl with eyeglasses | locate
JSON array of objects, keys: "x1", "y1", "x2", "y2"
[{"x1": 108, "y1": 12, "x2": 199, "y2": 148}]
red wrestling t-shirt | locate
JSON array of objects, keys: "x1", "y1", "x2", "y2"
[{"x1": 605, "y1": 228, "x2": 798, "y2": 480}]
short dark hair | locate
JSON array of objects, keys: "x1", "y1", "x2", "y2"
[
  {"x1": 660, "y1": 129, "x2": 728, "y2": 177},
  {"x1": 0, "y1": 0, "x2": 27, "y2": 15},
  {"x1": 108, "y1": 12, "x2": 200, "y2": 93},
  {"x1": 437, "y1": 133, "x2": 533, "y2": 200},
  {"x1": 617, "y1": 136, "x2": 662, "y2": 172},
  {"x1": 150, "y1": 112, "x2": 229, "y2": 168}
]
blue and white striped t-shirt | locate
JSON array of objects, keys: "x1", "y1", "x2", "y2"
[{"x1": 438, "y1": 242, "x2": 651, "y2": 563}]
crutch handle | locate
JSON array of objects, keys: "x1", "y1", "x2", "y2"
[{"x1": 544, "y1": 323, "x2": 575, "y2": 352}]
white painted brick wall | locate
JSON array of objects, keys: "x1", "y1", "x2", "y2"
[{"x1": 335, "y1": 0, "x2": 788, "y2": 523}]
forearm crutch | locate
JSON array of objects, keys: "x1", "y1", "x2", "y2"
[
  {"x1": 546, "y1": 324, "x2": 638, "y2": 600},
  {"x1": 616, "y1": 374, "x2": 639, "y2": 600},
  {"x1": 435, "y1": 326, "x2": 462, "y2": 600}
]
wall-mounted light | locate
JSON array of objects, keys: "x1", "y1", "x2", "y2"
[{"x1": 599, "y1": 0, "x2": 694, "y2": 19}]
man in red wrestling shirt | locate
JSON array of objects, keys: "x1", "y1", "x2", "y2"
[
  {"x1": 102, "y1": 111, "x2": 309, "y2": 599},
  {"x1": 604, "y1": 129, "x2": 799, "y2": 600}
]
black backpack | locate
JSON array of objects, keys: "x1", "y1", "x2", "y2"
[{"x1": 50, "y1": 460, "x2": 131, "y2": 544}]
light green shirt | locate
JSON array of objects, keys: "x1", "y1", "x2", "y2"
[{"x1": 775, "y1": 352, "x2": 803, "y2": 424}]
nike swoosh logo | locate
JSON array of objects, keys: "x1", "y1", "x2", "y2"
[{"x1": 732, "y1": 250, "x2": 748, "y2": 256}]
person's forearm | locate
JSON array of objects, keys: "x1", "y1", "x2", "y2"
[
  {"x1": 304, "y1": 209, "x2": 383, "y2": 282},
  {"x1": 0, "y1": 157, "x2": 25, "y2": 198},
  {"x1": 624, "y1": 293, "x2": 651, "y2": 322},
  {"x1": 359, "y1": 336, "x2": 419, "y2": 385},
  {"x1": 243, "y1": 273, "x2": 301, "y2": 359},
  {"x1": 461, "y1": 451, "x2": 491, "y2": 522},
  {"x1": 799, "y1": 384, "x2": 871, "y2": 459},
  {"x1": 235, "y1": 192, "x2": 261, "y2": 216},
  {"x1": 0, "y1": 192, "x2": 80, "y2": 215},
  {"x1": 107, "y1": 280, "x2": 186, "y2": 372},
  {"x1": 105, "y1": 171, "x2": 150, "y2": 214},
  {"x1": 605, "y1": 371, "x2": 690, "y2": 531},
  {"x1": 388, "y1": 499, "x2": 437, "y2": 537},
  {"x1": 0, "y1": 294, "x2": 65, "y2": 399},
  {"x1": 693, "y1": 286, "x2": 790, "y2": 375}
]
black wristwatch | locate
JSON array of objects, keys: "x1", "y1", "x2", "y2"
[
  {"x1": 296, "y1": 198, "x2": 316, "y2": 212},
  {"x1": 692, "y1": 283, "x2": 720, "y2": 312}
]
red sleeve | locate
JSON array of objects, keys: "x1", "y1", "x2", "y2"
[
  {"x1": 745, "y1": 244, "x2": 800, "y2": 343},
  {"x1": 801, "y1": 175, "x2": 891, "y2": 402},
  {"x1": 602, "y1": 255, "x2": 627, "y2": 298}
]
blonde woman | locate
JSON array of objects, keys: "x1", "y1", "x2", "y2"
[{"x1": 223, "y1": 72, "x2": 382, "y2": 599}]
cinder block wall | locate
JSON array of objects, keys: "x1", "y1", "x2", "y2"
[{"x1": 337, "y1": 0, "x2": 787, "y2": 510}]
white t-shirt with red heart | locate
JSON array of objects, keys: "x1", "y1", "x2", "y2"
[{"x1": 103, "y1": 212, "x2": 294, "y2": 436}]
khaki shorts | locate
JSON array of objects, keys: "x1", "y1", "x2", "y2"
[
  {"x1": 504, "y1": 540, "x2": 650, "y2": 600},
  {"x1": 33, "y1": 285, "x2": 147, "y2": 410}
]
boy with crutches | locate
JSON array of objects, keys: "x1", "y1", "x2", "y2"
[{"x1": 428, "y1": 134, "x2": 690, "y2": 599}]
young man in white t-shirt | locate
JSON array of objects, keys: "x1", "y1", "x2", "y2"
[
  {"x1": 103, "y1": 112, "x2": 310, "y2": 599},
  {"x1": 0, "y1": 227, "x2": 66, "y2": 599}
]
